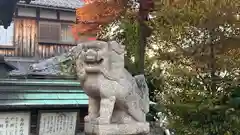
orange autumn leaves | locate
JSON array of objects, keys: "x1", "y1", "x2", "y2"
[{"x1": 71, "y1": 0, "x2": 125, "y2": 41}]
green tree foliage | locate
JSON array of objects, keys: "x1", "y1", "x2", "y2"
[
  {"x1": 148, "y1": 0, "x2": 240, "y2": 134},
  {"x1": 97, "y1": 1, "x2": 240, "y2": 132}
]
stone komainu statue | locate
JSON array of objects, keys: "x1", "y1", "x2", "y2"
[
  {"x1": 27, "y1": 40, "x2": 150, "y2": 125},
  {"x1": 75, "y1": 40, "x2": 149, "y2": 124}
]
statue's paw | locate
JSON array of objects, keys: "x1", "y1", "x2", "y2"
[
  {"x1": 94, "y1": 117, "x2": 110, "y2": 124},
  {"x1": 84, "y1": 115, "x2": 97, "y2": 122}
]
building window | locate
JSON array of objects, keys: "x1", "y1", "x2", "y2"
[
  {"x1": 61, "y1": 23, "x2": 75, "y2": 44},
  {"x1": 0, "y1": 22, "x2": 14, "y2": 46},
  {"x1": 38, "y1": 21, "x2": 75, "y2": 44}
]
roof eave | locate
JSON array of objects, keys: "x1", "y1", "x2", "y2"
[
  {"x1": 17, "y1": 3, "x2": 76, "y2": 12},
  {"x1": 0, "y1": 103, "x2": 88, "y2": 110}
]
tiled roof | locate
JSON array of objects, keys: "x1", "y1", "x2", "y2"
[{"x1": 19, "y1": 0, "x2": 84, "y2": 9}]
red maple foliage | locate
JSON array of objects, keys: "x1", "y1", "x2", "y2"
[
  {"x1": 71, "y1": 0, "x2": 154, "y2": 41},
  {"x1": 71, "y1": 0, "x2": 126, "y2": 41}
]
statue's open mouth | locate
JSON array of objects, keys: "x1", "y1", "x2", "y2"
[
  {"x1": 85, "y1": 58, "x2": 104, "y2": 65},
  {"x1": 85, "y1": 59, "x2": 103, "y2": 65},
  {"x1": 84, "y1": 57, "x2": 104, "y2": 72}
]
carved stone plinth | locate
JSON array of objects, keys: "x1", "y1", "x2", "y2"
[{"x1": 84, "y1": 122, "x2": 150, "y2": 135}]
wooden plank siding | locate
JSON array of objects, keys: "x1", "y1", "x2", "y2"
[
  {"x1": 38, "y1": 44, "x2": 73, "y2": 58},
  {"x1": 15, "y1": 18, "x2": 37, "y2": 57},
  {"x1": 0, "y1": 18, "x2": 75, "y2": 59},
  {"x1": 0, "y1": 49, "x2": 15, "y2": 57}
]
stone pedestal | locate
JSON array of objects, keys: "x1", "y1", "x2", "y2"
[{"x1": 84, "y1": 122, "x2": 150, "y2": 135}]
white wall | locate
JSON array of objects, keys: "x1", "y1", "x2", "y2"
[
  {"x1": 40, "y1": 9, "x2": 57, "y2": 19},
  {"x1": 60, "y1": 11, "x2": 76, "y2": 21},
  {"x1": 18, "y1": 7, "x2": 36, "y2": 17}
]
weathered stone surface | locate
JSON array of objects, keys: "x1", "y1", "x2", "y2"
[
  {"x1": 75, "y1": 40, "x2": 150, "y2": 135},
  {"x1": 85, "y1": 122, "x2": 150, "y2": 135},
  {"x1": 26, "y1": 44, "x2": 83, "y2": 76}
]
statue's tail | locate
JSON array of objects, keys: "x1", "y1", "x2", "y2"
[
  {"x1": 134, "y1": 75, "x2": 150, "y2": 113},
  {"x1": 27, "y1": 49, "x2": 76, "y2": 76}
]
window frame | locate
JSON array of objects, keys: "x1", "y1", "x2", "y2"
[
  {"x1": 38, "y1": 21, "x2": 76, "y2": 45},
  {"x1": 60, "y1": 23, "x2": 76, "y2": 45},
  {"x1": 38, "y1": 21, "x2": 61, "y2": 44}
]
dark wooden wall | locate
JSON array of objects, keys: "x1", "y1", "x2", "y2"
[{"x1": 0, "y1": 18, "x2": 74, "y2": 59}]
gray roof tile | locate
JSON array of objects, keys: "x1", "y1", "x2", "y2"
[{"x1": 20, "y1": 0, "x2": 84, "y2": 9}]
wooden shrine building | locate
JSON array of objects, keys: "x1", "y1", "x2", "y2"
[{"x1": 0, "y1": 0, "x2": 89, "y2": 135}]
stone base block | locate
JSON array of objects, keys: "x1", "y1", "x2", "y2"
[{"x1": 84, "y1": 122, "x2": 150, "y2": 135}]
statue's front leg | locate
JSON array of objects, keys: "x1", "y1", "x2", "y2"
[
  {"x1": 96, "y1": 96, "x2": 116, "y2": 124},
  {"x1": 84, "y1": 97, "x2": 100, "y2": 122}
]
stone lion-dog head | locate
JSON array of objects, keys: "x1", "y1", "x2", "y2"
[{"x1": 76, "y1": 40, "x2": 125, "y2": 81}]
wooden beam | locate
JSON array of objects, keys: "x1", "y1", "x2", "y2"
[
  {"x1": 15, "y1": 6, "x2": 19, "y2": 17},
  {"x1": 57, "y1": 10, "x2": 60, "y2": 20},
  {"x1": 36, "y1": 7, "x2": 40, "y2": 21}
]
